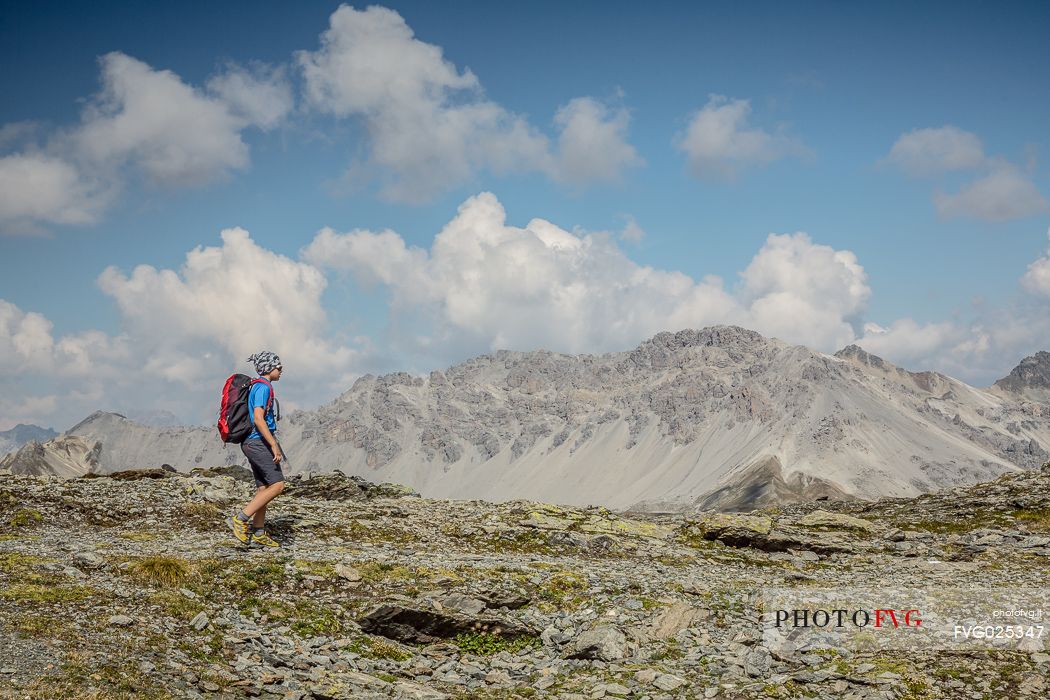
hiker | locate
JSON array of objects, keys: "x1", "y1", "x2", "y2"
[{"x1": 229, "y1": 351, "x2": 285, "y2": 548}]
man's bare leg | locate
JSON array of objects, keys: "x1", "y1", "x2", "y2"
[{"x1": 242, "y1": 482, "x2": 284, "y2": 529}]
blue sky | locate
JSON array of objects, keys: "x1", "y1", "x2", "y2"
[{"x1": 1, "y1": 1, "x2": 1049, "y2": 430}]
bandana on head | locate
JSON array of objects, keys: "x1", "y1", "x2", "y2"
[{"x1": 247, "y1": 351, "x2": 282, "y2": 375}]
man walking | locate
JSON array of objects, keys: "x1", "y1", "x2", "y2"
[{"x1": 229, "y1": 351, "x2": 285, "y2": 548}]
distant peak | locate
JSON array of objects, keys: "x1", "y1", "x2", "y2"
[
  {"x1": 66, "y1": 411, "x2": 129, "y2": 434},
  {"x1": 834, "y1": 344, "x2": 887, "y2": 369},
  {"x1": 995, "y1": 351, "x2": 1050, "y2": 394},
  {"x1": 636, "y1": 326, "x2": 772, "y2": 352}
]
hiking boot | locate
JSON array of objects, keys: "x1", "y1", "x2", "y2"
[
  {"x1": 250, "y1": 529, "x2": 280, "y2": 548},
  {"x1": 228, "y1": 515, "x2": 251, "y2": 545}
]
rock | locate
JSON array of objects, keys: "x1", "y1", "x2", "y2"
[
  {"x1": 484, "y1": 669, "x2": 512, "y2": 684},
  {"x1": 480, "y1": 590, "x2": 531, "y2": 610},
  {"x1": 287, "y1": 472, "x2": 368, "y2": 502},
  {"x1": 73, "y1": 551, "x2": 106, "y2": 569},
  {"x1": 634, "y1": 669, "x2": 658, "y2": 684},
  {"x1": 535, "y1": 676, "x2": 557, "y2": 690},
  {"x1": 334, "y1": 564, "x2": 362, "y2": 582},
  {"x1": 439, "y1": 593, "x2": 487, "y2": 616},
  {"x1": 694, "y1": 513, "x2": 773, "y2": 547},
  {"x1": 653, "y1": 672, "x2": 686, "y2": 691},
  {"x1": 190, "y1": 465, "x2": 254, "y2": 482},
  {"x1": 586, "y1": 534, "x2": 621, "y2": 554},
  {"x1": 568, "y1": 626, "x2": 629, "y2": 661},
  {"x1": 541, "y1": 625, "x2": 572, "y2": 646},
  {"x1": 86, "y1": 467, "x2": 174, "y2": 481},
  {"x1": 190, "y1": 612, "x2": 209, "y2": 631},
  {"x1": 108, "y1": 614, "x2": 134, "y2": 627},
  {"x1": 578, "y1": 516, "x2": 673, "y2": 540},
  {"x1": 392, "y1": 679, "x2": 448, "y2": 699},
  {"x1": 201, "y1": 486, "x2": 234, "y2": 504},
  {"x1": 368, "y1": 482, "x2": 420, "y2": 499},
  {"x1": 1018, "y1": 674, "x2": 1045, "y2": 696},
  {"x1": 520, "y1": 511, "x2": 576, "y2": 530},
  {"x1": 648, "y1": 602, "x2": 706, "y2": 640},
  {"x1": 357, "y1": 605, "x2": 534, "y2": 644},
  {"x1": 744, "y1": 647, "x2": 772, "y2": 677},
  {"x1": 796, "y1": 510, "x2": 879, "y2": 533}
]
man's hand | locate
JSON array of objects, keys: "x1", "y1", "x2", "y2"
[{"x1": 272, "y1": 445, "x2": 283, "y2": 464}]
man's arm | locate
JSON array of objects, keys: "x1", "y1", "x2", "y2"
[{"x1": 253, "y1": 406, "x2": 283, "y2": 464}]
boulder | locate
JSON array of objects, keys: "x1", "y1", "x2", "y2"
[
  {"x1": 648, "y1": 601, "x2": 708, "y2": 640},
  {"x1": 287, "y1": 472, "x2": 368, "y2": 501},
  {"x1": 189, "y1": 465, "x2": 254, "y2": 483},
  {"x1": 334, "y1": 564, "x2": 363, "y2": 582},
  {"x1": 357, "y1": 604, "x2": 534, "y2": 645},
  {"x1": 744, "y1": 646, "x2": 772, "y2": 677},
  {"x1": 567, "y1": 626, "x2": 629, "y2": 661},
  {"x1": 480, "y1": 589, "x2": 531, "y2": 610},
  {"x1": 797, "y1": 510, "x2": 879, "y2": 533},
  {"x1": 439, "y1": 593, "x2": 486, "y2": 616},
  {"x1": 578, "y1": 515, "x2": 673, "y2": 540},
  {"x1": 85, "y1": 467, "x2": 174, "y2": 481},
  {"x1": 696, "y1": 513, "x2": 773, "y2": 547},
  {"x1": 520, "y1": 511, "x2": 576, "y2": 530},
  {"x1": 653, "y1": 673, "x2": 687, "y2": 691}
]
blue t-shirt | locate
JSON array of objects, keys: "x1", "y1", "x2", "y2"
[{"x1": 247, "y1": 380, "x2": 278, "y2": 440}]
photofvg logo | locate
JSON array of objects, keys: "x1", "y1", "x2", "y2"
[
  {"x1": 774, "y1": 608, "x2": 922, "y2": 630},
  {"x1": 761, "y1": 587, "x2": 1047, "y2": 653}
]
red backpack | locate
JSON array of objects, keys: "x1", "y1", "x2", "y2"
[{"x1": 217, "y1": 374, "x2": 274, "y2": 443}]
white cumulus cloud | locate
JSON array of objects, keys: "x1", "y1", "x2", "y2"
[
  {"x1": 0, "y1": 225, "x2": 366, "y2": 429},
  {"x1": 883, "y1": 125, "x2": 986, "y2": 176},
  {"x1": 551, "y1": 98, "x2": 643, "y2": 185},
  {"x1": 676, "y1": 95, "x2": 804, "y2": 181},
  {"x1": 740, "y1": 233, "x2": 870, "y2": 350},
  {"x1": 206, "y1": 64, "x2": 293, "y2": 131},
  {"x1": 1021, "y1": 228, "x2": 1050, "y2": 297},
  {"x1": 934, "y1": 164, "x2": 1049, "y2": 222},
  {"x1": 98, "y1": 227, "x2": 356, "y2": 382},
  {"x1": 857, "y1": 319, "x2": 968, "y2": 368},
  {"x1": 297, "y1": 5, "x2": 639, "y2": 201},
  {"x1": 0, "y1": 153, "x2": 111, "y2": 232},
  {"x1": 305, "y1": 191, "x2": 869, "y2": 358},
  {"x1": 76, "y1": 53, "x2": 291, "y2": 186},
  {"x1": 852, "y1": 231, "x2": 1050, "y2": 382},
  {"x1": 1, "y1": 53, "x2": 291, "y2": 233},
  {"x1": 883, "y1": 126, "x2": 1047, "y2": 223},
  {"x1": 619, "y1": 215, "x2": 646, "y2": 242}
]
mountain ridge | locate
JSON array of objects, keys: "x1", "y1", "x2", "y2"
[
  {"x1": 0, "y1": 423, "x2": 58, "y2": 458},
  {"x1": 17, "y1": 325, "x2": 1050, "y2": 512}
]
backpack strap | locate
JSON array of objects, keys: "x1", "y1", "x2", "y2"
[{"x1": 250, "y1": 378, "x2": 275, "y2": 413}]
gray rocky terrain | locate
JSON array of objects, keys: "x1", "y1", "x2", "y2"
[
  {"x1": 5, "y1": 326, "x2": 1050, "y2": 512},
  {"x1": 0, "y1": 461, "x2": 1047, "y2": 699}
]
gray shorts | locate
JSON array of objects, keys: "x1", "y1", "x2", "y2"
[{"x1": 241, "y1": 438, "x2": 284, "y2": 487}]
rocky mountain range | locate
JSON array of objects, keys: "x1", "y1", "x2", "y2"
[{"x1": 4, "y1": 326, "x2": 1049, "y2": 512}]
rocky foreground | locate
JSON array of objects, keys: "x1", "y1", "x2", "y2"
[{"x1": 0, "y1": 464, "x2": 1048, "y2": 700}]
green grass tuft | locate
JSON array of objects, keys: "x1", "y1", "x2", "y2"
[{"x1": 8, "y1": 508, "x2": 43, "y2": 527}]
